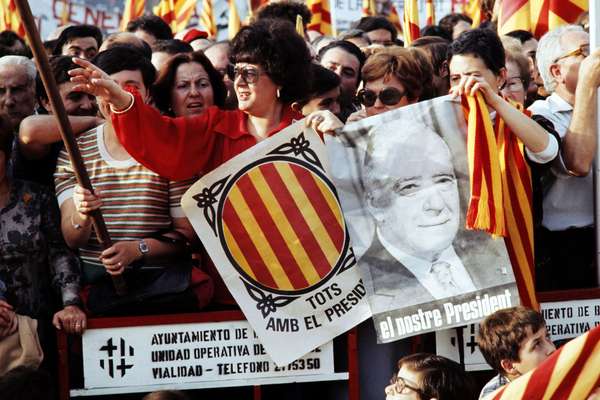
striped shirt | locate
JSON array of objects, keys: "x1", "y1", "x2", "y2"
[{"x1": 55, "y1": 124, "x2": 195, "y2": 268}]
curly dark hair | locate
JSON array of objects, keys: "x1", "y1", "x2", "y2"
[
  {"x1": 448, "y1": 28, "x2": 505, "y2": 75},
  {"x1": 152, "y1": 51, "x2": 226, "y2": 115},
  {"x1": 230, "y1": 19, "x2": 312, "y2": 104},
  {"x1": 255, "y1": 1, "x2": 311, "y2": 32},
  {"x1": 362, "y1": 46, "x2": 434, "y2": 102}
]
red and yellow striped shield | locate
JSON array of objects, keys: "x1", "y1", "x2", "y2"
[{"x1": 218, "y1": 159, "x2": 347, "y2": 294}]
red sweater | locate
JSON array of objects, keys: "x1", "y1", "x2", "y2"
[{"x1": 111, "y1": 89, "x2": 304, "y2": 180}]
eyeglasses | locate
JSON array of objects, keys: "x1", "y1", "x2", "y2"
[
  {"x1": 357, "y1": 87, "x2": 405, "y2": 107},
  {"x1": 501, "y1": 77, "x2": 525, "y2": 93},
  {"x1": 226, "y1": 65, "x2": 261, "y2": 84},
  {"x1": 389, "y1": 375, "x2": 423, "y2": 396},
  {"x1": 554, "y1": 44, "x2": 590, "y2": 62}
]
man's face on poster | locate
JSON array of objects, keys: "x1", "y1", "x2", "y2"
[{"x1": 367, "y1": 129, "x2": 460, "y2": 261}]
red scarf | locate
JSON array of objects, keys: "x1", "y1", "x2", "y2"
[{"x1": 462, "y1": 93, "x2": 537, "y2": 309}]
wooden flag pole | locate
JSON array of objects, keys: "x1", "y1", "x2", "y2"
[{"x1": 14, "y1": 0, "x2": 127, "y2": 296}]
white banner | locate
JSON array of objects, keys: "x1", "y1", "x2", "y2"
[
  {"x1": 82, "y1": 320, "x2": 334, "y2": 389},
  {"x1": 181, "y1": 121, "x2": 371, "y2": 366}
]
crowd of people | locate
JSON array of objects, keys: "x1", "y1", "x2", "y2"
[{"x1": 0, "y1": 1, "x2": 599, "y2": 399}]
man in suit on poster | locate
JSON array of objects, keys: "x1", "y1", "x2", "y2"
[{"x1": 361, "y1": 121, "x2": 509, "y2": 314}]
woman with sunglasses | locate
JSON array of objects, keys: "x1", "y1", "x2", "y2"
[
  {"x1": 348, "y1": 47, "x2": 434, "y2": 122},
  {"x1": 69, "y1": 19, "x2": 341, "y2": 182},
  {"x1": 448, "y1": 29, "x2": 558, "y2": 164}
]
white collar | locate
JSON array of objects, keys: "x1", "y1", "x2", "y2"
[{"x1": 546, "y1": 92, "x2": 574, "y2": 113}]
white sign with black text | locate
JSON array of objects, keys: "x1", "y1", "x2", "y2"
[
  {"x1": 82, "y1": 320, "x2": 334, "y2": 389},
  {"x1": 436, "y1": 299, "x2": 600, "y2": 370}
]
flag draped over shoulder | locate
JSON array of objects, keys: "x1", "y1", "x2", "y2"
[
  {"x1": 462, "y1": 93, "x2": 537, "y2": 309},
  {"x1": 403, "y1": 0, "x2": 419, "y2": 45},
  {"x1": 153, "y1": 0, "x2": 195, "y2": 34},
  {"x1": 120, "y1": 0, "x2": 145, "y2": 31},
  {"x1": 307, "y1": 0, "x2": 333, "y2": 35},
  {"x1": 484, "y1": 324, "x2": 600, "y2": 400},
  {"x1": 499, "y1": 0, "x2": 587, "y2": 37},
  {"x1": 0, "y1": 0, "x2": 25, "y2": 37}
]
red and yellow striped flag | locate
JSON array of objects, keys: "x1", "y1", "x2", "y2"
[
  {"x1": 228, "y1": 0, "x2": 242, "y2": 39},
  {"x1": 484, "y1": 324, "x2": 600, "y2": 400},
  {"x1": 463, "y1": 93, "x2": 537, "y2": 309},
  {"x1": 403, "y1": 0, "x2": 419, "y2": 46},
  {"x1": 120, "y1": 0, "x2": 145, "y2": 31},
  {"x1": 498, "y1": 0, "x2": 532, "y2": 35},
  {"x1": 388, "y1": 3, "x2": 403, "y2": 37},
  {"x1": 426, "y1": 0, "x2": 435, "y2": 25},
  {"x1": 362, "y1": 0, "x2": 376, "y2": 17},
  {"x1": 500, "y1": 0, "x2": 587, "y2": 38},
  {"x1": 153, "y1": 0, "x2": 195, "y2": 34},
  {"x1": 307, "y1": 0, "x2": 333, "y2": 35},
  {"x1": 0, "y1": 0, "x2": 25, "y2": 37},
  {"x1": 200, "y1": 0, "x2": 217, "y2": 38},
  {"x1": 466, "y1": 0, "x2": 483, "y2": 27},
  {"x1": 221, "y1": 160, "x2": 346, "y2": 293}
]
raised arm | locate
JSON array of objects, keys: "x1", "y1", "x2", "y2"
[
  {"x1": 562, "y1": 49, "x2": 600, "y2": 176},
  {"x1": 69, "y1": 57, "x2": 223, "y2": 180}
]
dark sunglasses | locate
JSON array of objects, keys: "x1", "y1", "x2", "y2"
[
  {"x1": 226, "y1": 65, "x2": 261, "y2": 84},
  {"x1": 357, "y1": 87, "x2": 405, "y2": 107}
]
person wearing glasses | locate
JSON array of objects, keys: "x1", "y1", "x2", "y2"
[
  {"x1": 152, "y1": 51, "x2": 226, "y2": 117},
  {"x1": 529, "y1": 25, "x2": 600, "y2": 291},
  {"x1": 500, "y1": 37, "x2": 531, "y2": 106},
  {"x1": 384, "y1": 353, "x2": 476, "y2": 400},
  {"x1": 68, "y1": 19, "x2": 341, "y2": 306},
  {"x1": 348, "y1": 46, "x2": 434, "y2": 122}
]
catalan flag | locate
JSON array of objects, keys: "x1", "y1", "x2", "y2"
[
  {"x1": 200, "y1": 0, "x2": 217, "y2": 38},
  {"x1": 153, "y1": 0, "x2": 176, "y2": 30},
  {"x1": 306, "y1": 0, "x2": 333, "y2": 35},
  {"x1": 403, "y1": 0, "x2": 419, "y2": 46},
  {"x1": 388, "y1": 3, "x2": 403, "y2": 37},
  {"x1": 120, "y1": 0, "x2": 145, "y2": 32},
  {"x1": 0, "y1": 0, "x2": 25, "y2": 37},
  {"x1": 361, "y1": 0, "x2": 376, "y2": 17},
  {"x1": 499, "y1": 0, "x2": 587, "y2": 38},
  {"x1": 228, "y1": 0, "x2": 242, "y2": 39},
  {"x1": 463, "y1": 93, "x2": 537, "y2": 309},
  {"x1": 466, "y1": 0, "x2": 483, "y2": 27},
  {"x1": 425, "y1": 0, "x2": 435, "y2": 25},
  {"x1": 484, "y1": 324, "x2": 600, "y2": 400},
  {"x1": 221, "y1": 160, "x2": 345, "y2": 292}
]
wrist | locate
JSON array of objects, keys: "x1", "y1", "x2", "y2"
[
  {"x1": 137, "y1": 239, "x2": 149, "y2": 260},
  {"x1": 110, "y1": 92, "x2": 135, "y2": 114}
]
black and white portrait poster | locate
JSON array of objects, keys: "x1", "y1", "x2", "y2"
[
  {"x1": 182, "y1": 121, "x2": 371, "y2": 365},
  {"x1": 327, "y1": 95, "x2": 520, "y2": 343}
]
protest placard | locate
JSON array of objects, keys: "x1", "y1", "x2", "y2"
[
  {"x1": 328, "y1": 95, "x2": 520, "y2": 343},
  {"x1": 181, "y1": 121, "x2": 371, "y2": 365},
  {"x1": 82, "y1": 320, "x2": 334, "y2": 389}
]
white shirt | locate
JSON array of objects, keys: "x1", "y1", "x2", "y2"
[
  {"x1": 528, "y1": 93, "x2": 594, "y2": 231},
  {"x1": 378, "y1": 231, "x2": 477, "y2": 299}
]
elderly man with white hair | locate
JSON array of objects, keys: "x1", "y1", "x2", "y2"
[
  {"x1": 529, "y1": 24, "x2": 600, "y2": 290},
  {"x1": 0, "y1": 55, "x2": 36, "y2": 132}
]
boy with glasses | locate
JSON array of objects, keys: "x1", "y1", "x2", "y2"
[{"x1": 385, "y1": 353, "x2": 475, "y2": 400}]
